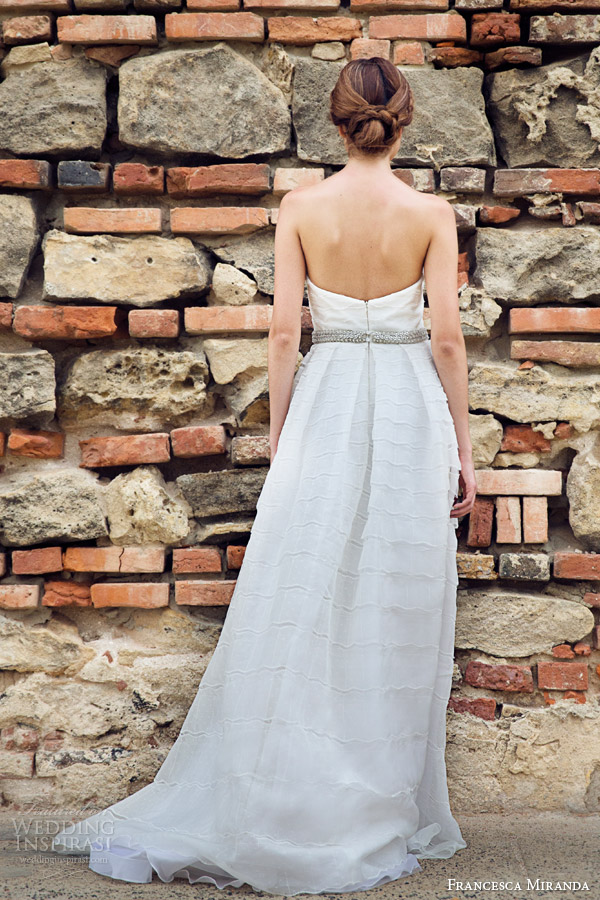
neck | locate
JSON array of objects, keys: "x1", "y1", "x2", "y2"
[{"x1": 341, "y1": 153, "x2": 395, "y2": 177}]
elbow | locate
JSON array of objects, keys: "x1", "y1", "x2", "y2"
[
  {"x1": 431, "y1": 333, "x2": 464, "y2": 356},
  {"x1": 268, "y1": 327, "x2": 300, "y2": 347}
]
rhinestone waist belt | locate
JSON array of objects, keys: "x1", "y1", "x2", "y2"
[{"x1": 311, "y1": 326, "x2": 429, "y2": 344}]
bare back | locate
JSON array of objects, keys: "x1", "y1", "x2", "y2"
[{"x1": 291, "y1": 171, "x2": 436, "y2": 302}]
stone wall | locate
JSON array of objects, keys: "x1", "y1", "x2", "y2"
[{"x1": 0, "y1": 1, "x2": 599, "y2": 813}]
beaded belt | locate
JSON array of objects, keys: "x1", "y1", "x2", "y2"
[{"x1": 311, "y1": 326, "x2": 429, "y2": 344}]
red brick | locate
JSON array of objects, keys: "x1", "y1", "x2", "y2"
[
  {"x1": 447, "y1": 696, "x2": 496, "y2": 720},
  {"x1": 0, "y1": 551, "x2": 5, "y2": 575},
  {"x1": 0, "y1": 584, "x2": 40, "y2": 609},
  {"x1": 128, "y1": 309, "x2": 179, "y2": 338},
  {"x1": 511, "y1": 339, "x2": 600, "y2": 367},
  {"x1": 464, "y1": 660, "x2": 534, "y2": 692},
  {"x1": 165, "y1": 11, "x2": 264, "y2": 41},
  {"x1": 553, "y1": 422, "x2": 574, "y2": 440},
  {"x1": 511, "y1": 0, "x2": 600, "y2": 7},
  {"x1": 2, "y1": 14, "x2": 52, "y2": 43},
  {"x1": 85, "y1": 46, "x2": 141, "y2": 66},
  {"x1": 187, "y1": 0, "x2": 240, "y2": 8},
  {"x1": 485, "y1": 45, "x2": 542, "y2": 68},
  {"x1": 41, "y1": 730, "x2": 64, "y2": 750},
  {"x1": 57, "y1": 15, "x2": 158, "y2": 44},
  {"x1": 522, "y1": 496, "x2": 548, "y2": 544},
  {"x1": 1, "y1": 725, "x2": 39, "y2": 751},
  {"x1": 573, "y1": 642, "x2": 591, "y2": 656},
  {"x1": 272, "y1": 167, "x2": 324, "y2": 195},
  {"x1": 79, "y1": 433, "x2": 170, "y2": 468},
  {"x1": 91, "y1": 582, "x2": 169, "y2": 608},
  {"x1": 7, "y1": 428, "x2": 64, "y2": 459},
  {"x1": 113, "y1": 163, "x2": 164, "y2": 195},
  {"x1": 167, "y1": 163, "x2": 270, "y2": 197},
  {"x1": 479, "y1": 205, "x2": 520, "y2": 224},
  {"x1": 246, "y1": 0, "x2": 338, "y2": 7},
  {"x1": 369, "y1": 12, "x2": 466, "y2": 41},
  {"x1": 429, "y1": 46, "x2": 482, "y2": 66},
  {"x1": 175, "y1": 580, "x2": 236, "y2": 605},
  {"x1": 172, "y1": 547, "x2": 222, "y2": 573},
  {"x1": 14, "y1": 305, "x2": 119, "y2": 340},
  {"x1": 393, "y1": 41, "x2": 426, "y2": 64},
  {"x1": 501, "y1": 424, "x2": 551, "y2": 454},
  {"x1": 184, "y1": 304, "x2": 272, "y2": 334},
  {"x1": 230, "y1": 434, "x2": 270, "y2": 465},
  {"x1": 226, "y1": 545, "x2": 246, "y2": 568},
  {"x1": 170, "y1": 424, "x2": 227, "y2": 458},
  {"x1": 537, "y1": 660, "x2": 588, "y2": 691},
  {"x1": 64, "y1": 207, "x2": 162, "y2": 234},
  {"x1": 475, "y1": 468, "x2": 562, "y2": 495},
  {"x1": 12, "y1": 547, "x2": 63, "y2": 575},
  {"x1": 509, "y1": 306, "x2": 600, "y2": 334},
  {"x1": 470, "y1": 11, "x2": 520, "y2": 45},
  {"x1": 554, "y1": 552, "x2": 600, "y2": 580},
  {"x1": 63, "y1": 546, "x2": 165, "y2": 573},
  {"x1": 0, "y1": 303, "x2": 12, "y2": 331},
  {"x1": 42, "y1": 580, "x2": 92, "y2": 607},
  {"x1": 268, "y1": 15, "x2": 361, "y2": 43},
  {"x1": 552, "y1": 643, "x2": 575, "y2": 659},
  {"x1": 171, "y1": 207, "x2": 269, "y2": 235},
  {"x1": 495, "y1": 496, "x2": 521, "y2": 543},
  {"x1": 583, "y1": 592, "x2": 600, "y2": 608},
  {"x1": 494, "y1": 168, "x2": 600, "y2": 197},
  {"x1": 349, "y1": 37, "x2": 390, "y2": 58},
  {"x1": 0, "y1": 158, "x2": 51, "y2": 189},
  {"x1": 352, "y1": 0, "x2": 446, "y2": 8},
  {"x1": 0, "y1": 0, "x2": 69, "y2": 8}
]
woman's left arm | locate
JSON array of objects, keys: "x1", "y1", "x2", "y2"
[{"x1": 269, "y1": 191, "x2": 306, "y2": 460}]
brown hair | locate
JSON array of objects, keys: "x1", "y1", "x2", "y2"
[{"x1": 329, "y1": 57, "x2": 414, "y2": 156}]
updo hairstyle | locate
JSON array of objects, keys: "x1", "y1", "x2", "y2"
[{"x1": 329, "y1": 57, "x2": 414, "y2": 156}]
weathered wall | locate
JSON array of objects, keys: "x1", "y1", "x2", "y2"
[{"x1": 0, "y1": 1, "x2": 599, "y2": 812}]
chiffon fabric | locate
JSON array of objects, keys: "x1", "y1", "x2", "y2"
[{"x1": 52, "y1": 271, "x2": 467, "y2": 895}]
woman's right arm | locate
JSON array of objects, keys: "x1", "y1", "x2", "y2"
[{"x1": 423, "y1": 197, "x2": 476, "y2": 518}]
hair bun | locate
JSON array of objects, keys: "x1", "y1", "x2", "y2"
[{"x1": 330, "y1": 58, "x2": 414, "y2": 155}]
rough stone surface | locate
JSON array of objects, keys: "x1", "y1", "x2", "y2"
[
  {"x1": 220, "y1": 370, "x2": 270, "y2": 425},
  {"x1": 202, "y1": 337, "x2": 269, "y2": 385},
  {"x1": 0, "y1": 614, "x2": 93, "y2": 675},
  {"x1": 468, "y1": 413, "x2": 503, "y2": 468},
  {"x1": 447, "y1": 699, "x2": 600, "y2": 812},
  {"x1": 473, "y1": 226, "x2": 600, "y2": 303},
  {"x1": 43, "y1": 231, "x2": 209, "y2": 307},
  {"x1": 456, "y1": 287, "x2": 502, "y2": 338},
  {"x1": 0, "y1": 54, "x2": 107, "y2": 156},
  {"x1": 567, "y1": 435, "x2": 600, "y2": 550},
  {"x1": 485, "y1": 48, "x2": 600, "y2": 168},
  {"x1": 0, "y1": 195, "x2": 39, "y2": 299},
  {"x1": 105, "y1": 466, "x2": 191, "y2": 545},
  {"x1": 292, "y1": 58, "x2": 496, "y2": 167},
  {"x1": 456, "y1": 589, "x2": 594, "y2": 657},
  {"x1": 0, "y1": 350, "x2": 56, "y2": 429},
  {"x1": 0, "y1": 470, "x2": 107, "y2": 546},
  {"x1": 208, "y1": 263, "x2": 258, "y2": 305},
  {"x1": 58, "y1": 345, "x2": 214, "y2": 432},
  {"x1": 177, "y1": 468, "x2": 268, "y2": 518},
  {"x1": 118, "y1": 44, "x2": 290, "y2": 157},
  {"x1": 468, "y1": 361, "x2": 600, "y2": 433},
  {"x1": 498, "y1": 553, "x2": 551, "y2": 581},
  {"x1": 212, "y1": 229, "x2": 276, "y2": 295}
]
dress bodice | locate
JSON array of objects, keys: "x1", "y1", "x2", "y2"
[{"x1": 306, "y1": 273, "x2": 426, "y2": 334}]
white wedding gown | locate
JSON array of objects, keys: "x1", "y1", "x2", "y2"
[{"x1": 52, "y1": 270, "x2": 467, "y2": 895}]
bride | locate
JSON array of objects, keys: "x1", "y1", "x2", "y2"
[{"x1": 52, "y1": 56, "x2": 476, "y2": 895}]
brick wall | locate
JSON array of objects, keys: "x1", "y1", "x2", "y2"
[{"x1": 0, "y1": 0, "x2": 599, "y2": 810}]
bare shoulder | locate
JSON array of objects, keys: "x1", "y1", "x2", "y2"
[{"x1": 422, "y1": 192, "x2": 456, "y2": 223}]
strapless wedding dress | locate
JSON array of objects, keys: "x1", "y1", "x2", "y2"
[{"x1": 52, "y1": 271, "x2": 467, "y2": 895}]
